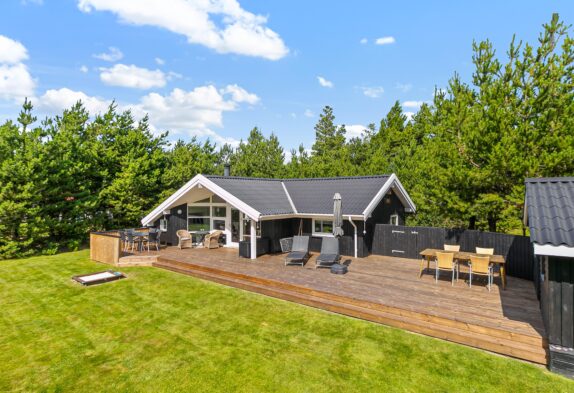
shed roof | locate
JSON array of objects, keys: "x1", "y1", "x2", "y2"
[{"x1": 525, "y1": 177, "x2": 574, "y2": 247}]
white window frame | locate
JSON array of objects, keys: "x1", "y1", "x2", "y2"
[
  {"x1": 242, "y1": 214, "x2": 261, "y2": 240},
  {"x1": 312, "y1": 219, "x2": 334, "y2": 237},
  {"x1": 159, "y1": 218, "x2": 168, "y2": 232},
  {"x1": 187, "y1": 196, "x2": 227, "y2": 233},
  {"x1": 390, "y1": 214, "x2": 399, "y2": 226}
]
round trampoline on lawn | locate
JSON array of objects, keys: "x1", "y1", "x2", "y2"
[{"x1": 330, "y1": 263, "x2": 348, "y2": 275}]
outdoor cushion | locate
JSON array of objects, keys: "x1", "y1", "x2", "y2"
[
  {"x1": 317, "y1": 253, "x2": 340, "y2": 264},
  {"x1": 286, "y1": 251, "x2": 307, "y2": 261}
]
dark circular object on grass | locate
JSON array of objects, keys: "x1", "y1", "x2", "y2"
[{"x1": 330, "y1": 263, "x2": 348, "y2": 275}]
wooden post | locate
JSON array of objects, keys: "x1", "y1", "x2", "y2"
[{"x1": 250, "y1": 219, "x2": 257, "y2": 260}]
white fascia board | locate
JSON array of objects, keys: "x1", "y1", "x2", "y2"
[
  {"x1": 259, "y1": 213, "x2": 363, "y2": 221},
  {"x1": 362, "y1": 174, "x2": 417, "y2": 219},
  {"x1": 533, "y1": 243, "x2": 574, "y2": 258},
  {"x1": 196, "y1": 175, "x2": 261, "y2": 221},
  {"x1": 141, "y1": 175, "x2": 201, "y2": 226},
  {"x1": 141, "y1": 174, "x2": 262, "y2": 225}
]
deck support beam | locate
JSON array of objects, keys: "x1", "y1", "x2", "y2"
[{"x1": 250, "y1": 219, "x2": 257, "y2": 260}]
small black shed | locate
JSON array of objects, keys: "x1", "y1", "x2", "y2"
[{"x1": 525, "y1": 177, "x2": 574, "y2": 377}]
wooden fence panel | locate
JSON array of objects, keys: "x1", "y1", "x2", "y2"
[
  {"x1": 90, "y1": 232, "x2": 121, "y2": 265},
  {"x1": 371, "y1": 224, "x2": 534, "y2": 281}
]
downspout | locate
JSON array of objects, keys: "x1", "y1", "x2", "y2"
[{"x1": 347, "y1": 216, "x2": 358, "y2": 258}]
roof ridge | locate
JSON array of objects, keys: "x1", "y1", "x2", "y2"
[
  {"x1": 525, "y1": 177, "x2": 574, "y2": 183},
  {"x1": 283, "y1": 174, "x2": 391, "y2": 181}
]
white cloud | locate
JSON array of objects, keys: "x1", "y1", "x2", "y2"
[
  {"x1": 0, "y1": 64, "x2": 36, "y2": 102},
  {"x1": 93, "y1": 46, "x2": 123, "y2": 62},
  {"x1": 304, "y1": 109, "x2": 314, "y2": 118},
  {"x1": 343, "y1": 124, "x2": 367, "y2": 140},
  {"x1": 39, "y1": 88, "x2": 111, "y2": 115},
  {"x1": 0, "y1": 35, "x2": 35, "y2": 103},
  {"x1": 100, "y1": 64, "x2": 167, "y2": 89},
  {"x1": 375, "y1": 36, "x2": 395, "y2": 45},
  {"x1": 0, "y1": 35, "x2": 29, "y2": 64},
  {"x1": 360, "y1": 38, "x2": 367, "y2": 44},
  {"x1": 317, "y1": 76, "x2": 333, "y2": 88},
  {"x1": 38, "y1": 83, "x2": 257, "y2": 146},
  {"x1": 402, "y1": 100, "x2": 425, "y2": 108},
  {"x1": 154, "y1": 57, "x2": 165, "y2": 65},
  {"x1": 80, "y1": 65, "x2": 89, "y2": 73},
  {"x1": 78, "y1": 0, "x2": 289, "y2": 61},
  {"x1": 360, "y1": 86, "x2": 384, "y2": 98},
  {"x1": 220, "y1": 84, "x2": 260, "y2": 105},
  {"x1": 395, "y1": 82, "x2": 412, "y2": 92}
]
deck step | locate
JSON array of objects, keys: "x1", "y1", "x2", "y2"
[{"x1": 154, "y1": 258, "x2": 548, "y2": 364}]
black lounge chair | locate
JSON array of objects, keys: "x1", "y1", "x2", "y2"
[
  {"x1": 285, "y1": 236, "x2": 310, "y2": 266},
  {"x1": 315, "y1": 237, "x2": 341, "y2": 268}
]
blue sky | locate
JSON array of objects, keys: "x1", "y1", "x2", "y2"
[{"x1": 0, "y1": 0, "x2": 573, "y2": 151}]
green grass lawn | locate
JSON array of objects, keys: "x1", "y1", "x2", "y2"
[{"x1": 1, "y1": 251, "x2": 572, "y2": 392}]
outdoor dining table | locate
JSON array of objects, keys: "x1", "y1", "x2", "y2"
[
  {"x1": 419, "y1": 248, "x2": 507, "y2": 289},
  {"x1": 132, "y1": 231, "x2": 148, "y2": 252}
]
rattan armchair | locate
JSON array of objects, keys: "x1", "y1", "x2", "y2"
[
  {"x1": 176, "y1": 229, "x2": 193, "y2": 249},
  {"x1": 203, "y1": 230, "x2": 223, "y2": 249}
]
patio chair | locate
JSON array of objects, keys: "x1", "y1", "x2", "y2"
[
  {"x1": 285, "y1": 236, "x2": 310, "y2": 266},
  {"x1": 469, "y1": 255, "x2": 493, "y2": 291},
  {"x1": 143, "y1": 231, "x2": 161, "y2": 251},
  {"x1": 125, "y1": 232, "x2": 141, "y2": 253},
  {"x1": 444, "y1": 244, "x2": 460, "y2": 251},
  {"x1": 204, "y1": 230, "x2": 223, "y2": 249},
  {"x1": 315, "y1": 237, "x2": 341, "y2": 269},
  {"x1": 476, "y1": 247, "x2": 494, "y2": 255},
  {"x1": 119, "y1": 231, "x2": 128, "y2": 252},
  {"x1": 435, "y1": 251, "x2": 458, "y2": 286},
  {"x1": 176, "y1": 229, "x2": 192, "y2": 249}
]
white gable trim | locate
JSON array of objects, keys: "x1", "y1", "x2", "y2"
[
  {"x1": 281, "y1": 181, "x2": 298, "y2": 214},
  {"x1": 362, "y1": 174, "x2": 417, "y2": 219},
  {"x1": 141, "y1": 174, "x2": 261, "y2": 226},
  {"x1": 533, "y1": 243, "x2": 574, "y2": 258}
]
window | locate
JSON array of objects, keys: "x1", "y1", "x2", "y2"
[
  {"x1": 242, "y1": 219, "x2": 261, "y2": 240},
  {"x1": 313, "y1": 219, "x2": 334, "y2": 236},
  {"x1": 187, "y1": 199, "x2": 228, "y2": 232},
  {"x1": 390, "y1": 214, "x2": 399, "y2": 226},
  {"x1": 159, "y1": 219, "x2": 167, "y2": 232}
]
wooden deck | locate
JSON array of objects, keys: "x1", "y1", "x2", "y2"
[{"x1": 120, "y1": 246, "x2": 547, "y2": 364}]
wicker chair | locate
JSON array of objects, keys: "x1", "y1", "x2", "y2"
[
  {"x1": 435, "y1": 251, "x2": 457, "y2": 286},
  {"x1": 469, "y1": 255, "x2": 493, "y2": 291},
  {"x1": 203, "y1": 230, "x2": 223, "y2": 249},
  {"x1": 176, "y1": 229, "x2": 192, "y2": 249}
]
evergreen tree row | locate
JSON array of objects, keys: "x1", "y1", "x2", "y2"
[{"x1": 0, "y1": 15, "x2": 572, "y2": 259}]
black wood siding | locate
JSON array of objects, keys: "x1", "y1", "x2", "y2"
[
  {"x1": 541, "y1": 256, "x2": 574, "y2": 348},
  {"x1": 158, "y1": 203, "x2": 187, "y2": 245},
  {"x1": 371, "y1": 224, "x2": 535, "y2": 280},
  {"x1": 260, "y1": 217, "x2": 368, "y2": 257}
]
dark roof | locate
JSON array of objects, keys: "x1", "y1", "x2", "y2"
[
  {"x1": 525, "y1": 177, "x2": 574, "y2": 247},
  {"x1": 284, "y1": 176, "x2": 391, "y2": 215},
  {"x1": 206, "y1": 175, "x2": 391, "y2": 216},
  {"x1": 206, "y1": 176, "x2": 294, "y2": 215}
]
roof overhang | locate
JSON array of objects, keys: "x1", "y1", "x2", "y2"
[
  {"x1": 141, "y1": 174, "x2": 261, "y2": 226},
  {"x1": 362, "y1": 174, "x2": 417, "y2": 219},
  {"x1": 259, "y1": 213, "x2": 364, "y2": 221},
  {"x1": 533, "y1": 243, "x2": 574, "y2": 258}
]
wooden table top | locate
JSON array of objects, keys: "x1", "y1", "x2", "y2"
[{"x1": 420, "y1": 248, "x2": 505, "y2": 264}]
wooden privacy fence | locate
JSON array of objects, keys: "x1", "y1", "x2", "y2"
[
  {"x1": 90, "y1": 231, "x2": 121, "y2": 265},
  {"x1": 371, "y1": 224, "x2": 535, "y2": 281}
]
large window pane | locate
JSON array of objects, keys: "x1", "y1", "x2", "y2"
[
  {"x1": 314, "y1": 220, "x2": 334, "y2": 234},
  {"x1": 322, "y1": 221, "x2": 333, "y2": 233},
  {"x1": 194, "y1": 197, "x2": 210, "y2": 203},
  {"x1": 314, "y1": 220, "x2": 322, "y2": 233},
  {"x1": 188, "y1": 217, "x2": 210, "y2": 231},
  {"x1": 188, "y1": 206, "x2": 210, "y2": 217},
  {"x1": 213, "y1": 219, "x2": 225, "y2": 231},
  {"x1": 212, "y1": 206, "x2": 227, "y2": 217}
]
